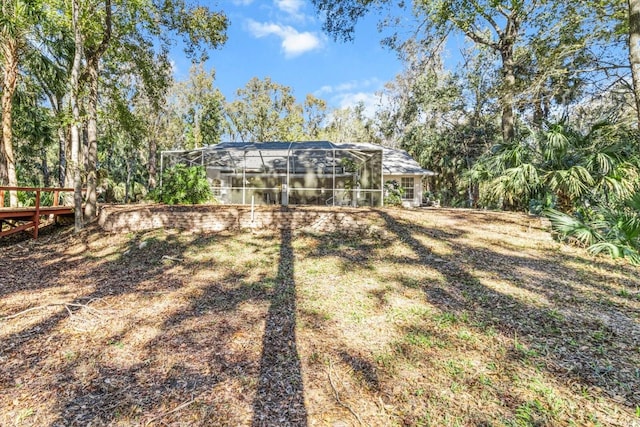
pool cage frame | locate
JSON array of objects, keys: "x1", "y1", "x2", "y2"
[{"x1": 160, "y1": 141, "x2": 384, "y2": 207}]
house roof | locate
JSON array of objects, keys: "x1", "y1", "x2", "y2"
[{"x1": 381, "y1": 147, "x2": 436, "y2": 176}]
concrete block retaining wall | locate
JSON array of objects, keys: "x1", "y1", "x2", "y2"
[{"x1": 98, "y1": 204, "x2": 376, "y2": 234}]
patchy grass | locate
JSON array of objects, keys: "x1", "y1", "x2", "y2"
[{"x1": 1, "y1": 207, "x2": 639, "y2": 426}]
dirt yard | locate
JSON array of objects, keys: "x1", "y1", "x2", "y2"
[{"x1": 1, "y1": 207, "x2": 639, "y2": 426}]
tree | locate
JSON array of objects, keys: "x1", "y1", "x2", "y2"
[
  {"x1": 69, "y1": 0, "x2": 83, "y2": 230},
  {"x1": 28, "y1": 25, "x2": 73, "y2": 188},
  {"x1": 0, "y1": 0, "x2": 42, "y2": 205},
  {"x1": 79, "y1": 0, "x2": 227, "y2": 220},
  {"x1": 311, "y1": 0, "x2": 621, "y2": 143},
  {"x1": 302, "y1": 94, "x2": 327, "y2": 139},
  {"x1": 82, "y1": 0, "x2": 112, "y2": 220},
  {"x1": 174, "y1": 64, "x2": 225, "y2": 148},
  {"x1": 629, "y1": 0, "x2": 640, "y2": 128},
  {"x1": 12, "y1": 75, "x2": 56, "y2": 187},
  {"x1": 63, "y1": 0, "x2": 227, "y2": 226},
  {"x1": 99, "y1": 16, "x2": 174, "y2": 193},
  {"x1": 225, "y1": 77, "x2": 305, "y2": 142},
  {"x1": 472, "y1": 121, "x2": 639, "y2": 212},
  {"x1": 98, "y1": 77, "x2": 149, "y2": 203},
  {"x1": 374, "y1": 46, "x2": 498, "y2": 206},
  {"x1": 322, "y1": 102, "x2": 376, "y2": 143}
]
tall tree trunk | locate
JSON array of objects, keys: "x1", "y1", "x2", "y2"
[
  {"x1": 125, "y1": 157, "x2": 132, "y2": 203},
  {"x1": 58, "y1": 126, "x2": 67, "y2": 187},
  {"x1": 41, "y1": 141, "x2": 51, "y2": 187},
  {"x1": 532, "y1": 91, "x2": 545, "y2": 130},
  {"x1": 1, "y1": 37, "x2": 19, "y2": 206},
  {"x1": 84, "y1": 61, "x2": 99, "y2": 220},
  {"x1": 500, "y1": 48, "x2": 516, "y2": 144},
  {"x1": 43, "y1": 92, "x2": 69, "y2": 190},
  {"x1": 82, "y1": 123, "x2": 88, "y2": 171},
  {"x1": 64, "y1": 119, "x2": 74, "y2": 204},
  {"x1": 0, "y1": 144, "x2": 6, "y2": 187},
  {"x1": 83, "y1": 0, "x2": 111, "y2": 220},
  {"x1": 71, "y1": 0, "x2": 84, "y2": 232},
  {"x1": 629, "y1": 0, "x2": 640, "y2": 130},
  {"x1": 148, "y1": 137, "x2": 158, "y2": 190}
]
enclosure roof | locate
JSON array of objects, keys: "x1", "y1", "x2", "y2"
[
  {"x1": 211, "y1": 140, "x2": 382, "y2": 151},
  {"x1": 164, "y1": 141, "x2": 434, "y2": 176}
]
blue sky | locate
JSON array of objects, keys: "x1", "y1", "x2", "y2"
[{"x1": 170, "y1": 0, "x2": 405, "y2": 114}]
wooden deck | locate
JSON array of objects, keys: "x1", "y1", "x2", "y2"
[{"x1": 0, "y1": 187, "x2": 76, "y2": 239}]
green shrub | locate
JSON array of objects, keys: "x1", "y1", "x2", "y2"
[
  {"x1": 544, "y1": 193, "x2": 640, "y2": 265},
  {"x1": 384, "y1": 180, "x2": 405, "y2": 206},
  {"x1": 152, "y1": 165, "x2": 212, "y2": 205}
]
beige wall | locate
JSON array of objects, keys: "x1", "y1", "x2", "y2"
[{"x1": 385, "y1": 175, "x2": 423, "y2": 207}]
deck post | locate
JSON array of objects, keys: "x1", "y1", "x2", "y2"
[{"x1": 33, "y1": 189, "x2": 41, "y2": 239}]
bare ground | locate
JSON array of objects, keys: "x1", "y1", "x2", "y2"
[{"x1": 1, "y1": 207, "x2": 639, "y2": 426}]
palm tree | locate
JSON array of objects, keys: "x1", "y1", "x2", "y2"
[{"x1": 474, "y1": 121, "x2": 640, "y2": 214}]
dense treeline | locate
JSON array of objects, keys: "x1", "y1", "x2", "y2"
[
  {"x1": 1, "y1": 0, "x2": 639, "y2": 260},
  {"x1": 1, "y1": 0, "x2": 228, "y2": 228}
]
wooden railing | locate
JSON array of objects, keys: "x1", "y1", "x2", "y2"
[
  {"x1": 0, "y1": 186, "x2": 75, "y2": 208},
  {"x1": 0, "y1": 187, "x2": 76, "y2": 238}
]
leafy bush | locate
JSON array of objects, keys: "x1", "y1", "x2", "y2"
[
  {"x1": 152, "y1": 165, "x2": 212, "y2": 205},
  {"x1": 544, "y1": 193, "x2": 640, "y2": 264},
  {"x1": 471, "y1": 120, "x2": 640, "y2": 213},
  {"x1": 384, "y1": 180, "x2": 405, "y2": 206},
  {"x1": 15, "y1": 190, "x2": 54, "y2": 207},
  {"x1": 102, "y1": 178, "x2": 147, "y2": 203}
]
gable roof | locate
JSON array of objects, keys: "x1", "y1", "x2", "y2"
[{"x1": 381, "y1": 147, "x2": 435, "y2": 176}]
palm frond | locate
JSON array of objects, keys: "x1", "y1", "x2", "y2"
[
  {"x1": 544, "y1": 208, "x2": 600, "y2": 246},
  {"x1": 544, "y1": 166, "x2": 592, "y2": 201},
  {"x1": 625, "y1": 192, "x2": 640, "y2": 211},
  {"x1": 588, "y1": 242, "x2": 640, "y2": 264},
  {"x1": 587, "y1": 152, "x2": 615, "y2": 176},
  {"x1": 598, "y1": 176, "x2": 632, "y2": 200},
  {"x1": 543, "y1": 125, "x2": 569, "y2": 162},
  {"x1": 588, "y1": 242, "x2": 624, "y2": 258}
]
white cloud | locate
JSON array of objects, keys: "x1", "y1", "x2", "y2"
[
  {"x1": 335, "y1": 81, "x2": 361, "y2": 92},
  {"x1": 336, "y1": 92, "x2": 382, "y2": 118},
  {"x1": 313, "y1": 78, "x2": 386, "y2": 116},
  {"x1": 314, "y1": 78, "x2": 383, "y2": 96},
  {"x1": 312, "y1": 78, "x2": 389, "y2": 118},
  {"x1": 316, "y1": 85, "x2": 334, "y2": 95},
  {"x1": 247, "y1": 19, "x2": 323, "y2": 57},
  {"x1": 275, "y1": 0, "x2": 304, "y2": 16}
]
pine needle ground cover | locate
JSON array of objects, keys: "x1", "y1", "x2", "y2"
[{"x1": 1, "y1": 208, "x2": 639, "y2": 426}]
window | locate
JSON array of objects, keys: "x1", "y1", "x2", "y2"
[
  {"x1": 211, "y1": 179, "x2": 222, "y2": 197},
  {"x1": 401, "y1": 177, "x2": 414, "y2": 200}
]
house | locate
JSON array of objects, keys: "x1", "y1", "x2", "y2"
[
  {"x1": 161, "y1": 141, "x2": 434, "y2": 207},
  {"x1": 381, "y1": 146, "x2": 436, "y2": 207}
]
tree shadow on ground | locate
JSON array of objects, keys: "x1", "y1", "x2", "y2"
[
  {"x1": 252, "y1": 226, "x2": 307, "y2": 426},
  {"x1": 2, "y1": 208, "x2": 638, "y2": 425},
  {"x1": 1, "y1": 227, "x2": 304, "y2": 425},
  {"x1": 375, "y1": 209, "x2": 640, "y2": 409},
  {"x1": 1, "y1": 228, "x2": 202, "y2": 422},
  {"x1": 46, "y1": 226, "x2": 306, "y2": 426},
  {"x1": 51, "y1": 265, "x2": 268, "y2": 426}
]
